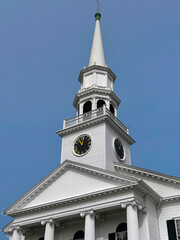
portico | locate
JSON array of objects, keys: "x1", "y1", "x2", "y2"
[{"x1": 9, "y1": 194, "x2": 149, "y2": 240}]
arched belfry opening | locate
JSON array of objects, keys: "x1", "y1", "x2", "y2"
[
  {"x1": 83, "y1": 101, "x2": 92, "y2": 114},
  {"x1": 110, "y1": 104, "x2": 115, "y2": 115},
  {"x1": 97, "y1": 99, "x2": 106, "y2": 109},
  {"x1": 73, "y1": 230, "x2": 84, "y2": 240},
  {"x1": 116, "y1": 222, "x2": 127, "y2": 240}
]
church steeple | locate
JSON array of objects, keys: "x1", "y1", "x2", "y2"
[
  {"x1": 89, "y1": 11, "x2": 106, "y2": 67},
  {"x1": 57, "y1": 10, "x2": 135, "y2": 171}
]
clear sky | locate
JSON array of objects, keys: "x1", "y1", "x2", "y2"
[{"x1": 0, "y1": 0, "x2": 180, "y2": 238}]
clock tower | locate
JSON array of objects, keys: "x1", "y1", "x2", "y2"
[{"x1": 57, "y1": 11, "x2": 135, "y2": 171}]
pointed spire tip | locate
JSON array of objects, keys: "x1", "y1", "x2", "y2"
[{"x1": 89, "y1": 10, "x2": 105, "y2": 67}]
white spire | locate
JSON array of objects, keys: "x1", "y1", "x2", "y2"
[{"x1": 88, "y1": 11, "x2": 106, "y2": 67}]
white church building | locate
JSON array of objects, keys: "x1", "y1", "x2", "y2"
[{"x1": 3, "y1": 10, "x2": 180, "y2": 240}]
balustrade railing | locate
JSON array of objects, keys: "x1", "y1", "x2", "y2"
[{"x1": 63, "y1": 107, "x2": 129, "y2": 134}]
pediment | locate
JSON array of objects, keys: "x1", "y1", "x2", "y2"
[{"x1": 6, "y1": 161, "x2": 136, "y2": 215}]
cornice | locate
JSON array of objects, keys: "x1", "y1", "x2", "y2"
[
  {"x1": 4, "y1": 196, "x2": 144, "y2": 232},
  {"x1": 78, "y1": 65, "x2": 116, "y2": 83},
  {"x1": 57, "y1": 114, "x2": 135, "y2": 145},
  {"x1": 114, "y1": 162, "x2": 180, "y2": 184},
  {"x1": 73, "y1": 88, "x2": 121, "y2": 108}
]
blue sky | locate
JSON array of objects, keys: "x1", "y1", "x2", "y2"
[{"x1": 0, "y1": 0, "x2": 180, "y2": 238}]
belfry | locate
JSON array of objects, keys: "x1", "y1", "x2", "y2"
[{"x1": 3, "y1": 10, "x2": 180, "y2": 240}]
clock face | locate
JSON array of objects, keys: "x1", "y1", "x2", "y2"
[
  {"x1": 74, "y1": 135, "x2": 92, "y2": 156},
  {"x1": 114, "y1": 138, "x2": 125, "y2": 161}
]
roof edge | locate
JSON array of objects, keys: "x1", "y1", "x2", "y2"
[{"x1": 114, "y1": 162, "x2": 180, "y2": 184}]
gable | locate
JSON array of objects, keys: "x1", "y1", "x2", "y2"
[
  {"x1": 142, "y1": 179, "x2": 180, "y2": 197},
  {"x1": 22, "y1": 168, "x2": 126, "y2": 209},
  {"x1": 114, "y1": 164, "x2": 180, "y2": 198}
]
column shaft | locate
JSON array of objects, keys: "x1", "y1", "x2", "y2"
[
  {"x1": 84, "y1": 213, "x2": 95, "y2": 240},
  {"x1": 44, "y1": 222, "x2": 55, "y2": 240},
  {"x1": 127, "y1": 204, "x2": 139, "y2": 240},
  {"x1": 79, "y1": 103, "x2": 83, "y2": 115},
  {"x1": 12, "y1": 229, "x2": 21, "y2": 240}
]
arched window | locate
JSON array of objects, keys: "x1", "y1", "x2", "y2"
[
  {"x1": 83, "y1": 101, "x2": 92, "y2": 114},
  {"x1": 97, "y1": 100, "x2": 106, "y2": 109},
  {"x1": 110, "y1": 104, "x2": 115, "y2": 115},
  {"x1": 116, "y1": 222, "x2": 127, "y2": 232},
  {"x1": 116, "y1": 222, "x2": 127, "y2": 240},
  {"x1": 73, "y1": 230, "x2": 84, "y2": 240}
]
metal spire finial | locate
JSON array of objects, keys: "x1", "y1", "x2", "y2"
[
  {"x1": 95, "y1": 0, "x2": 101, "y2": 21},
  {"x1": 96, "y1": 0, "x2": 100, "y2": 11}
]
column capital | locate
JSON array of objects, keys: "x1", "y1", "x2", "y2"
[
  {"x1": 120, "y1": 199, "x2": 147, "y2": 213},
  {"x1": 80, "y1": 209, "x2": 95, "y2": 217},
  {"x1": 11, "y1": 226, "x2": 22, "y2": 240},
  {"x1": 5, "y1": 228, "x2": 14, "y2": 234},
  {"x1": 11, "y1": 225, "x2": 21, "y2": 231},
  {"x1": 41, "y1": 218, "x2": 54, "y2": 226}
]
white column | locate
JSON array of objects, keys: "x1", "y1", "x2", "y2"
[
  {"x1": 85, "y1": 211, "x2": 95, "y2": 240},
  {"x1": 127, "y1": 204, "x2": 139, "y2": 240},
  {"x1": 103, "y1": 104, "x2": 106, "y2": 115},
  {"x1": 80, "y1": 210, "x2": 95, "y2": 240},
  {"x1": 92, "y1": 98, "x2": 96, "y2": 111},
  {"x1": 42, "y1": 219, "x2": 55, "y2": 240},
  {"x1": 114, "y1": 108, "x2": 117, "y2": 117},
  {"x1": 106, "y1": 100, "x2": 110, "y2": 110},
  {"x1": 12, "y1": 227, "x2": 22, "y2": 240},
  {"x1": 79, "y1": 102, "x2": 84, "y2": 115}
]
